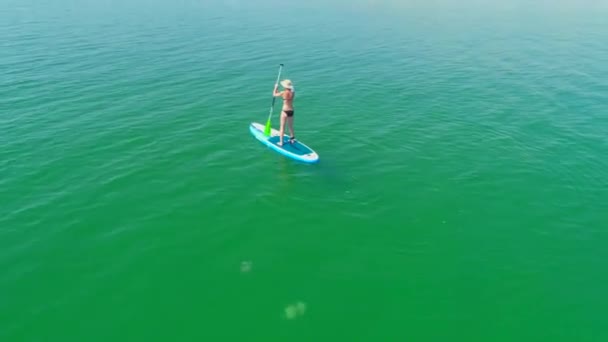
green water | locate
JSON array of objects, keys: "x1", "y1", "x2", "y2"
[{"x1": 2, "y1": 1, "x2": 608, "y2": 340}]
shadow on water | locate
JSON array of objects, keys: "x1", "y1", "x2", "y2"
[
  {"x1": 309, "y1": 158, "x2": 350, "y2": 188},
  {"x1": 272, "y1": 151, "x2": 351, "y2": 195}
]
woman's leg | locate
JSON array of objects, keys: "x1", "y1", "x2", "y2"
[
  {"x1": 287, "y1": 116, "x2": 295, "y2": 142},
  {"x1": 278, "y1": 111, "x2": 287, "y2": 146}
]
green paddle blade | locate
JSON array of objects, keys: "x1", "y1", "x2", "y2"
[{"x1": 264, "y1": 120, "x2": 271, "y2": 136}]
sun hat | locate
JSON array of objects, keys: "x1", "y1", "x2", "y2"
[{"x1": 280, "y1": 79, "x2": 294, "y2": 90}]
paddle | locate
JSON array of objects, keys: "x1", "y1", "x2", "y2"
[{"x1": 264, "y1": 63, "x2": 284, "y2": 136}]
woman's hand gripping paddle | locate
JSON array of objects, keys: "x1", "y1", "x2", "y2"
[{"x1": 264, "y1": 63, "x2": 284, "y2": 136}]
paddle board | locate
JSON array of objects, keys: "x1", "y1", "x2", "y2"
[{"x1": 249, "y1": 122, "x2": 319, "y2": 164}]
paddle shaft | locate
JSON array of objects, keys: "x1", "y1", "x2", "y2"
[{"x1": 267, "y1": 64, "x2": 284, "y2": 122}]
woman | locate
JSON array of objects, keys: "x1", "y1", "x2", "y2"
[{"x1": 273, "y1": 79, "x2": 296, "y2": 147}]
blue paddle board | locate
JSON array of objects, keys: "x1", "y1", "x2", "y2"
[{"x1": 249, "y1": 122, "x2": 319, "y2": 164}]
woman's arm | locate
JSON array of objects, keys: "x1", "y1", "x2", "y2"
[{"x1": 273, "y1": 84, "x2": 283, "y2": 97}]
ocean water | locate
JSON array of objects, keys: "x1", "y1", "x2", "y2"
[{"x1": 2, "y1": 0, "x2": 607, "y2": 341}]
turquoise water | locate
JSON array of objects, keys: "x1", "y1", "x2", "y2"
[{"x1": 2, "y1": 1, "x2": 608, "y2": 341}]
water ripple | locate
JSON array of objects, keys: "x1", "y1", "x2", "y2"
[{"x1": 2, "y1": 3, "x2": 608, "y2": 340}]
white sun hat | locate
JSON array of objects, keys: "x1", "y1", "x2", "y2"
[{"x1": 280, "y1": 79, "x2": 294, "y2": 90}]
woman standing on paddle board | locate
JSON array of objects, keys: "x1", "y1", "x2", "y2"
[{"x1": 273, "y1": 79, "x2": 295, "y2": 147}]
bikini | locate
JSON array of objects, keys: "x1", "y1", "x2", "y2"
[{"x1": 282, "y1": 87, "x2": 295, "y2": 117}]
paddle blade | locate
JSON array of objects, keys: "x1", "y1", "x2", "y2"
[{"x1": 264, "y1": 120, "x2": 271, "y2": 136}]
